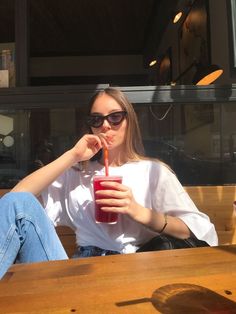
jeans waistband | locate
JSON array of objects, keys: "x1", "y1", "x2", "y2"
[{"x1": 78, "y1": 245, "x2": 120, "y2": 257}]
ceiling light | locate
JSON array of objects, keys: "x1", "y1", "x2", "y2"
[
  {"x1": 149, "y1": 59, "x2": 157, "y2": 67},
  {"x1": 172, "y1": 11, "x2": 183, "y2": 24}
]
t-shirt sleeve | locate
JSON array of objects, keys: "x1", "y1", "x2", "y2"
[
  {"x1": 152, "y1": 164, "x2": 218, "y2": 246},
  {"x1": 41, "y1": 171, "x2": 75, "y2": 229}
]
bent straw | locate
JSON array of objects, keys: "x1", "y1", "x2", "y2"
[{"x1": 104, "y1": 147, "x2": 109, "y2": 176}]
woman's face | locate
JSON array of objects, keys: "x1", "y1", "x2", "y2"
[{"x1": 90, "y1": 93, "x2": 127, "y2": 151}]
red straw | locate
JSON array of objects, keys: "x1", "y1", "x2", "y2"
[{"x1": 104, "y1": 147, "x2": 109, "y2": 176}]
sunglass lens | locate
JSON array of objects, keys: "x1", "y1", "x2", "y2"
[
  {"x1": 87, "y1": 115, "x2": 103, "y2": 127},
  {"x1": 87, "y1": 111, "x2": 126, "y2": 128},
  {"x1": 108, "y1": 112, "x2": 126, "y2": 125}
]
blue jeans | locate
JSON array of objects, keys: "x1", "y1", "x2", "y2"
[
  {"x1": 0, "y1": 192, "x2": 68, "y2": 279},
  {"x1": 73, "y1": 246, "x2": 120, "y2": 258}
]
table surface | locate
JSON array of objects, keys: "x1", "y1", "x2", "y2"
[{"x1": 0, "y1": 245, "x2": 236, "y2": 313}]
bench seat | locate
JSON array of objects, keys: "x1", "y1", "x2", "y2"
[{"x1": 1, "y1": 186, "x2": 236, "y2": 257}]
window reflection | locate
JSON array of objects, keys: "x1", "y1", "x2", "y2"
[
  {"x1": 0, "y1": 111, "x2": 27, "y2": 188},
  {"x1": 0, "y1": 102, "x2": 236, "y2": 189}
]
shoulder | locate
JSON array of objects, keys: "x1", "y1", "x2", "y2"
[
  {"x1": 124, "y1": 159, "x2": 174, "y2": 179},
  {"x1": 133, "y1": 158, "x2": 173, "y2": 175},
  {"x1": 137, "y1": 159, "x2": 183, "y2": 190}
]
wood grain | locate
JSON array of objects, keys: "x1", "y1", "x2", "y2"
[
  {"x1": 0, "y1": 245, "x2": 236, "y2": 313},
  {"x1": 185, "y1": 186, "x2": 236, "y2": 245}
]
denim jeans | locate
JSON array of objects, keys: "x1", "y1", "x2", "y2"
[
  {"x1": 0, "y1": 192, "x2": 68, "y2": 279},
  {"x1": 74, "y1": 246, "x2": 120, "y2": 258}
]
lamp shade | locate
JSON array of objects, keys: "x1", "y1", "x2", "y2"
[{"x1": 192, "y1": 64, "x2": 223, "y2": 85}]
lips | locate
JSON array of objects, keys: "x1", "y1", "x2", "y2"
[{"x1": 105, "y1": 134, "x2": 114, "y2": 145}]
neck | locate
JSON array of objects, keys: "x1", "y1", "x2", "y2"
[{"x1": 100, "y1": 149, "x2": 126, "y2": 167}]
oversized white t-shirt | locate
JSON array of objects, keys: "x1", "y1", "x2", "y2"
[{"x1": 42, "y1": 160, "x2": 218, "y2": 253}]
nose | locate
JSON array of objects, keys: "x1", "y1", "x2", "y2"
[{"x1": 101, "y1": 118, "x2": 111, "y2": 130}]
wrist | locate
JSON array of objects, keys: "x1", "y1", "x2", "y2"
[
  {"x1": 134, "y1": 208, "x2": 168, "y2": 234},
  {"x1": 132, "y1": 205, "x2": 156, "y2": 228},
  {"x1": 158, "y1": 213, "x2": 168, "y2": 234},
  {"x1": 129, "y1": 203, "x2": 150, "y2": 223},
  {"x1": 57, "y1": 149, "x2": 80, "y2": 170},
  {"x1": 67, "y1": 148, "x2": 82, "y2": 164}
]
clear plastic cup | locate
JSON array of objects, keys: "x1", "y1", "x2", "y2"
[{"x1": 93, "y1": 175, "x2": 122, "y2": 224}]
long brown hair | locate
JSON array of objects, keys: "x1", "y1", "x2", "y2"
[
  {"x1": 76, "y1": 87, "x2": 173, "y2": 173},
  {"x1": 87, "y1": 87, "x2": 145, "y2": 162}
]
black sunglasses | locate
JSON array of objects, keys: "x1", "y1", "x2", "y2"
[{"x1": 86, "y1": 111, "x2": 127, "y2": 128}]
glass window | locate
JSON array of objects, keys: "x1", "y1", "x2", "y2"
[
  {"x1": 136, "y1": 102, "x2": 222, "y2": 185},
  {"x1": 0, "y1": 1, "x2": 15, "y2": 88},
  {"x1": 1, "y1": 101, "x2": 236, "y2": 188}
]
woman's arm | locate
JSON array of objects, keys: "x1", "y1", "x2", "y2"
[
  {"x1": 95, "y1": 181, "x2": 191, "y2": 239},
  {"x1": 130, "y1": 205, "x2": 191, "y2": 239},
  {"x1": 12, "y1": 149, "x2": 78, "y2": 195},
  {"x1": 12, "y1": 134, "x2": 106, "y2": 196}
]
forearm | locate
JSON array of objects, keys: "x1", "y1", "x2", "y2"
[
  {"x1": 133, "y1": 205, "x2": 191, "y2": 239},
  {"x1": 12, "y1": 133, "x2": 105, "y2": 196},
  {"x1": 12, "y1": 149, "x2": 78, "y2": 196}
]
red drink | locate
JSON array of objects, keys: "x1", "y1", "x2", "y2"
[{"x1": 93, "y1": 175, "x2": 122, "y2": 223}]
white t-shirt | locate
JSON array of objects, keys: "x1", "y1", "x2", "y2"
[{"x1": 42, "y1": 160, "x2": 218, "y2": 253}]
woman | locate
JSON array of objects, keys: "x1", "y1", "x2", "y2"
[{"x1": 0, "y1": 87, "x2": 218, "y2": 278}]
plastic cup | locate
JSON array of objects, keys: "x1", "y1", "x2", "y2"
[{"x1": 93, "y1": 175, "x2": 122, "y2": 223}]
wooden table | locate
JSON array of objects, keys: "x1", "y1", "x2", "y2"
[{"x1": 0, "y1": 245, "x2": 236, "y2": 313}]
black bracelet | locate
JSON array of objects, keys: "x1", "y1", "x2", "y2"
[{"x1": 159, "y1": 213, "x2": 168, "y2": 234}]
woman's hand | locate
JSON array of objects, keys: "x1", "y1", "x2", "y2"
[
  {"x1": 12, "y1": 133, "x2": 111, "y2": 196},
  {"x1": 95, "y1": 181, "x2": 140, "y2": 219},
  {"x1": 71, "y1": 133, "x2": 111, "y2": 162},
  {"x1": 95, "y1": 180, "x2": 191, "y2": 239}
]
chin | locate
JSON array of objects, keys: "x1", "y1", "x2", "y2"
[
  {"x1": 108, "y1": 143, "x2": 124, "y2": 151},
  {"x1": 107, "y1": 144, "x2": 114, "y2": 150}
]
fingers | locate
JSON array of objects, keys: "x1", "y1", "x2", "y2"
[
  {"x1": 73, "y1": 133, "x2": 115, "y2": 162},
  {"x1": 99, "y1": 181, "x2": 127, "y2": 191},
  {"x1": 97, "y1": 133, "x2": 114, "y2": 148},
  {"x1": 96, "y1": 190, "x2": 124, "y2": 200},
  {"x1": 96, "y1": 198, "x2": 129, "y2": 214},
  {"x1": 84, "y1": 133, "x2": 112, "y2": 150},
  {"x1": 96, "y1": 198, "x2": 127, "y2": 207},
  {"x1": 95, "y1": 185, "x2": 131, "y2": 214},
  {"x1": 95, "y1": 184, "x2": 136, "y2": 216},
  {"x1": 95, "y1": 182, "x2": 129, "y2": 199},
  {"x1": 87, "y1": 136, "x2": 103, "y2": 152}
]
